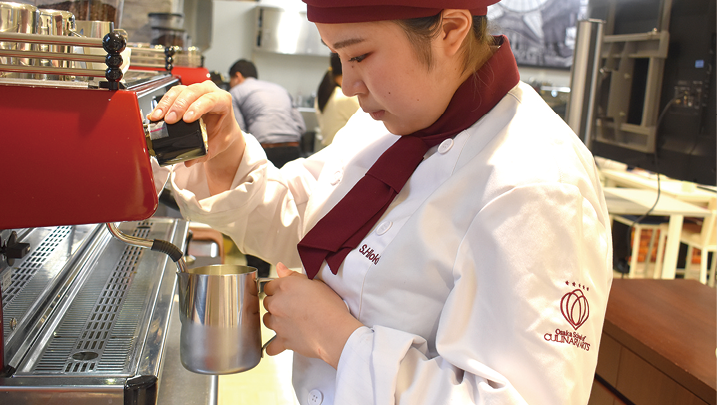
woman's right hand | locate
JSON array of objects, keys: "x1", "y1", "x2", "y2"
[{"x1": 149, "y1": 81, "x2": 246, "y2": 195}]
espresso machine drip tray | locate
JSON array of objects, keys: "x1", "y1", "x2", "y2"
[{"x1": 0, "y1": 218, "x2": 189, "y2": 404}]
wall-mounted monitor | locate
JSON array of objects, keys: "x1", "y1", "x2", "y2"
[{"x1": 585, "y1": 0, "x2": 715, "y2": 185}]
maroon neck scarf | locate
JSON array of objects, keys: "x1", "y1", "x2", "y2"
[{"x1": 298, "y1": 36, "x2": 519, "y2": 280}]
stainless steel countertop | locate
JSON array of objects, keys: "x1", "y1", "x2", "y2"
[
  {"x1": 157, "y1": 255, "x2": 221, "y2": 405},
  {"x1": 156, "y1": 293, "x2": 218, "y2": 405}
]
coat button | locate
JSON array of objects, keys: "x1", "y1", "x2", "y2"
[
  {"x1": 331, "y1": 170, "x2": 343, "y2": 185},
  {"x1": 438, "y1": 138, "x2": 453, "y2": 154},
  {"x1": 376, "y1": 221, "x2": 392, "y2": 235},
  {"x1": 308, "y1": 389, "x2": 323, "y2": 405}
]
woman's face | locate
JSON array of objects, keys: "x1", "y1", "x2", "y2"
[{"x1": 316, "y1": 21, "x2": 459, "y2": 135}]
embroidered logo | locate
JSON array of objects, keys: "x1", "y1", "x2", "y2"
[
  {"x1": 543, "y1": 281, "x2": 593, "y2": 352},
  {"x1": 358, "y1": 244, "x2": 380, "y2": 265},
  {"x1": 561, "y1": 288, "x2": 590, "y2": 330}
]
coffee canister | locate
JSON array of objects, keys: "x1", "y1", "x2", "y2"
[{"x1": 145, "y1": 118, "x2": 209, "y2": 167}]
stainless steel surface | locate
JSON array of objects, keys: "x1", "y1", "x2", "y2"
[
  {"x1": 2, "y1": 224, "x2": 103, "y2": 371},
  {"x1": 1, "y1": 218, "x2": 191, "y2": 404},
  {"x1": 105, "y1": 220, "x2": 187, "y2": 274},
  {"x1": 128, "y1": 44, "x2": 203, "y2": 69},
  {"x1": 156, "y1": 294, "x2": 218, "y2": 405},
  {"x1": 254, "y1": 6, "x2": 329, "y2": 56},
  {"x1": 177, "y1": 265, "x2": 262, "y2": 374},
  {"x1": 0, "y1": 31, "x2": 104, "y2": 46},
  {"x1": 0, "y1": 1, "x2": 38, "y2": 78},
  {"x1": 73, "y1": 20, "x2": 114, "y2": 71},
  {"x1": 106, "y1": 222, "x2": 153, "y2": 249},
  {"x1": 0, "y1": 30, "x2": 109, "y2": 79},
  {"x1": 74, "y1": 20, "x2": 112, "y2": 38},
  {"x1": 36, "y1": 8, "x2": 75, "y2": 79}
]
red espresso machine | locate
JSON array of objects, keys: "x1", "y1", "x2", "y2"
[
  {"x1": 128, "y1": 43, "x2": 211, "y2": 86},
  {"x1": 0, "y1": 15, "x2": 211, "y2": 404}
]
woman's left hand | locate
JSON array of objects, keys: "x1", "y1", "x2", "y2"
[{"x1": 262, "y1": 263, "x2": 364, "y2": 369}]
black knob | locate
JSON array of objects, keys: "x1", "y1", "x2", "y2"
[
  {"x1": 105, "y1": 68, "x2": 123, "y2": 82},
  {"x1": 102, "y1": 31, "x2": 126, "y2": 90},
  {"x1": 1, "y1": 231, "x2": 30, "y2": 266},
  {"x1": 105, "y1": 53, "x2": 123, "y2": 68},
  {"x1": 102, "y1": 31, "x2": 126, "y2": 53},
  {"x1": 164, "y1": 46, "x2": 175, "y2": 72}
]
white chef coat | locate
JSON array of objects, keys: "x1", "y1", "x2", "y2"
[{"x1": 168, "y1": 82, "x2": 613, "y2": 405}]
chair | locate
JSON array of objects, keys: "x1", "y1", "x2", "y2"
[
  {"x1": 655, "y1": 198, "x2": 717, "y2": 286},
  {"x1": 611, "y1": 214, "x2": 669, "y2": 278}
]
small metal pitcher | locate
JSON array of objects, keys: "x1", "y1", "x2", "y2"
[{"x1": 176, "y1": 264, "x2": 273, "y2": 375}]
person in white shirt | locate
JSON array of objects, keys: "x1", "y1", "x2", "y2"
[
  {"x1": 314, "y1": 52, "x2": 360, "y2": 148},
  {"x1": 149, "y1": 1, "x2": 613, "y2": 404}
]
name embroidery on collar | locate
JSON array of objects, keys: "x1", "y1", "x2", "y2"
[{"x1": 358, "y1": 244, "x2": 380, "y2": 265}]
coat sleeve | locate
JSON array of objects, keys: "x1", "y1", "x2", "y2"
[
  {"x1": 167, "y1": 135, "x2": 326, "y2": 268},
  {"x1": 334, "y1": 184, "x2": 612, "y2": 405}
]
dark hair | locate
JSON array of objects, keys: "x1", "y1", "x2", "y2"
[
  {"x1": 229, "y1": 59, "x2": 258, "y2": 79},
  {"x1": 394, "y1": 14, "x2": 492, "y2": 73},
  {"x1": 316, "y1": 53, "x2": 343, "y2": 113}
]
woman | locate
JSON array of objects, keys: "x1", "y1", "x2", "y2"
[
  {"x1": 150, "y1": 1, "x2": 613, "y2": 404},
  {"x1": 314, "y1": 52, "x2": 360, "y2": 147}
]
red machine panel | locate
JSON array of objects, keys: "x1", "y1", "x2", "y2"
[
  {"x1": 172, "y1": 66, "x2": 211, "y2": 85},
  {"x1": 0, "y1": 84, "x2": 158, "y2": 229},
  {"x1": 128, "y1": 66, "x2": 211, "y2": 86}
]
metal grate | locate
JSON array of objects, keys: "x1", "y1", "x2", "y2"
[
  {"x1": 2, "y1": 226, "x2": 73, "y2": 307},
  {"x1": 32, "y1": 223, "x2": 153, "y2": 375}
]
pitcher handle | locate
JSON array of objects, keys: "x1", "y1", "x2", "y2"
[
  {"x1": 261, "y1": 335, "x2": 277, "y2": 358},
  {"x1": 257, "y1": 275, "x2": 278, "y2": 358}
]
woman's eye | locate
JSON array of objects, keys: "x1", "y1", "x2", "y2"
[{"x1": 349, "y1": 54, "x2": 367, "y2": 63}]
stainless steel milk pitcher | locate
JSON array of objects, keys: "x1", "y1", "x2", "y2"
[{"x1": 176, "y1": 265, "x2": 265, "y2": 375}]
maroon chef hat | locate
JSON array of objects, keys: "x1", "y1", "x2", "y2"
[{"x1": 303, "y1": 0, "x2": 501, "y2": 24}]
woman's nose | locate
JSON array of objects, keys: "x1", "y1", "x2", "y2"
[{"x1": 340, "y1": 66, "x2": 366, "y2": 97}]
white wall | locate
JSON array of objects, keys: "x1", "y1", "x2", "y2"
[
  {"x1": 203, "y1": 0, "x2": 328, "y2": 104},
  {"x1": 202, "y1": 1, "x2": 255, "y2": 76}
]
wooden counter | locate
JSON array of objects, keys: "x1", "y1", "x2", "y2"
[{"x1": 590, "y1": 279, "x2": 716, "y2": 405}]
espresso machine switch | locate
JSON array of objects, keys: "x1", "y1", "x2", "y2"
[{"x1": 0, "y1": 231, "x2": 30, "y2": 266}]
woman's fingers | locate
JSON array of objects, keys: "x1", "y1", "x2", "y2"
[
  {"x1": 264, "y1": 333, "x2": 286, "y2": 356},
  {"x1": 150, "y1": 81, "x2": 227, "y2": 124},
  {"x1": 149, "y1": 84, "x2": 185, "y2": 122}
]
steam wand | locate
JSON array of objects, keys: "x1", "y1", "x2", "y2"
[{"x1": 105, "y1": 222, "x2": 187, "y2": 273}]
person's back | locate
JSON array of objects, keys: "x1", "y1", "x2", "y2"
[{"x1": 230, "y1": 77, "x2": 305, "y2": 145}]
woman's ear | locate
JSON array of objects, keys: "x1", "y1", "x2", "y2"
[{"x1": 438, "y1": 9, "x2": 473, "y2": 58}]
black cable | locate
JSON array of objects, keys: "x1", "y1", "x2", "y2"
[{"x1": 624, "y1": 96, "x2": 678, "y2": 271}]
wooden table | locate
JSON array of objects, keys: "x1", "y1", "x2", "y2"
[
  {"x1": 603, "y1": 187, "x2": 712, "y2": 279},
  {"x1": 593, "y1": 279, "x2": 716, "y2": 405}
]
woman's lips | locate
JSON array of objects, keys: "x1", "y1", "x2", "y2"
[{"x1": 368, "y1": 110, "x2": 385, "y2": 120}]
